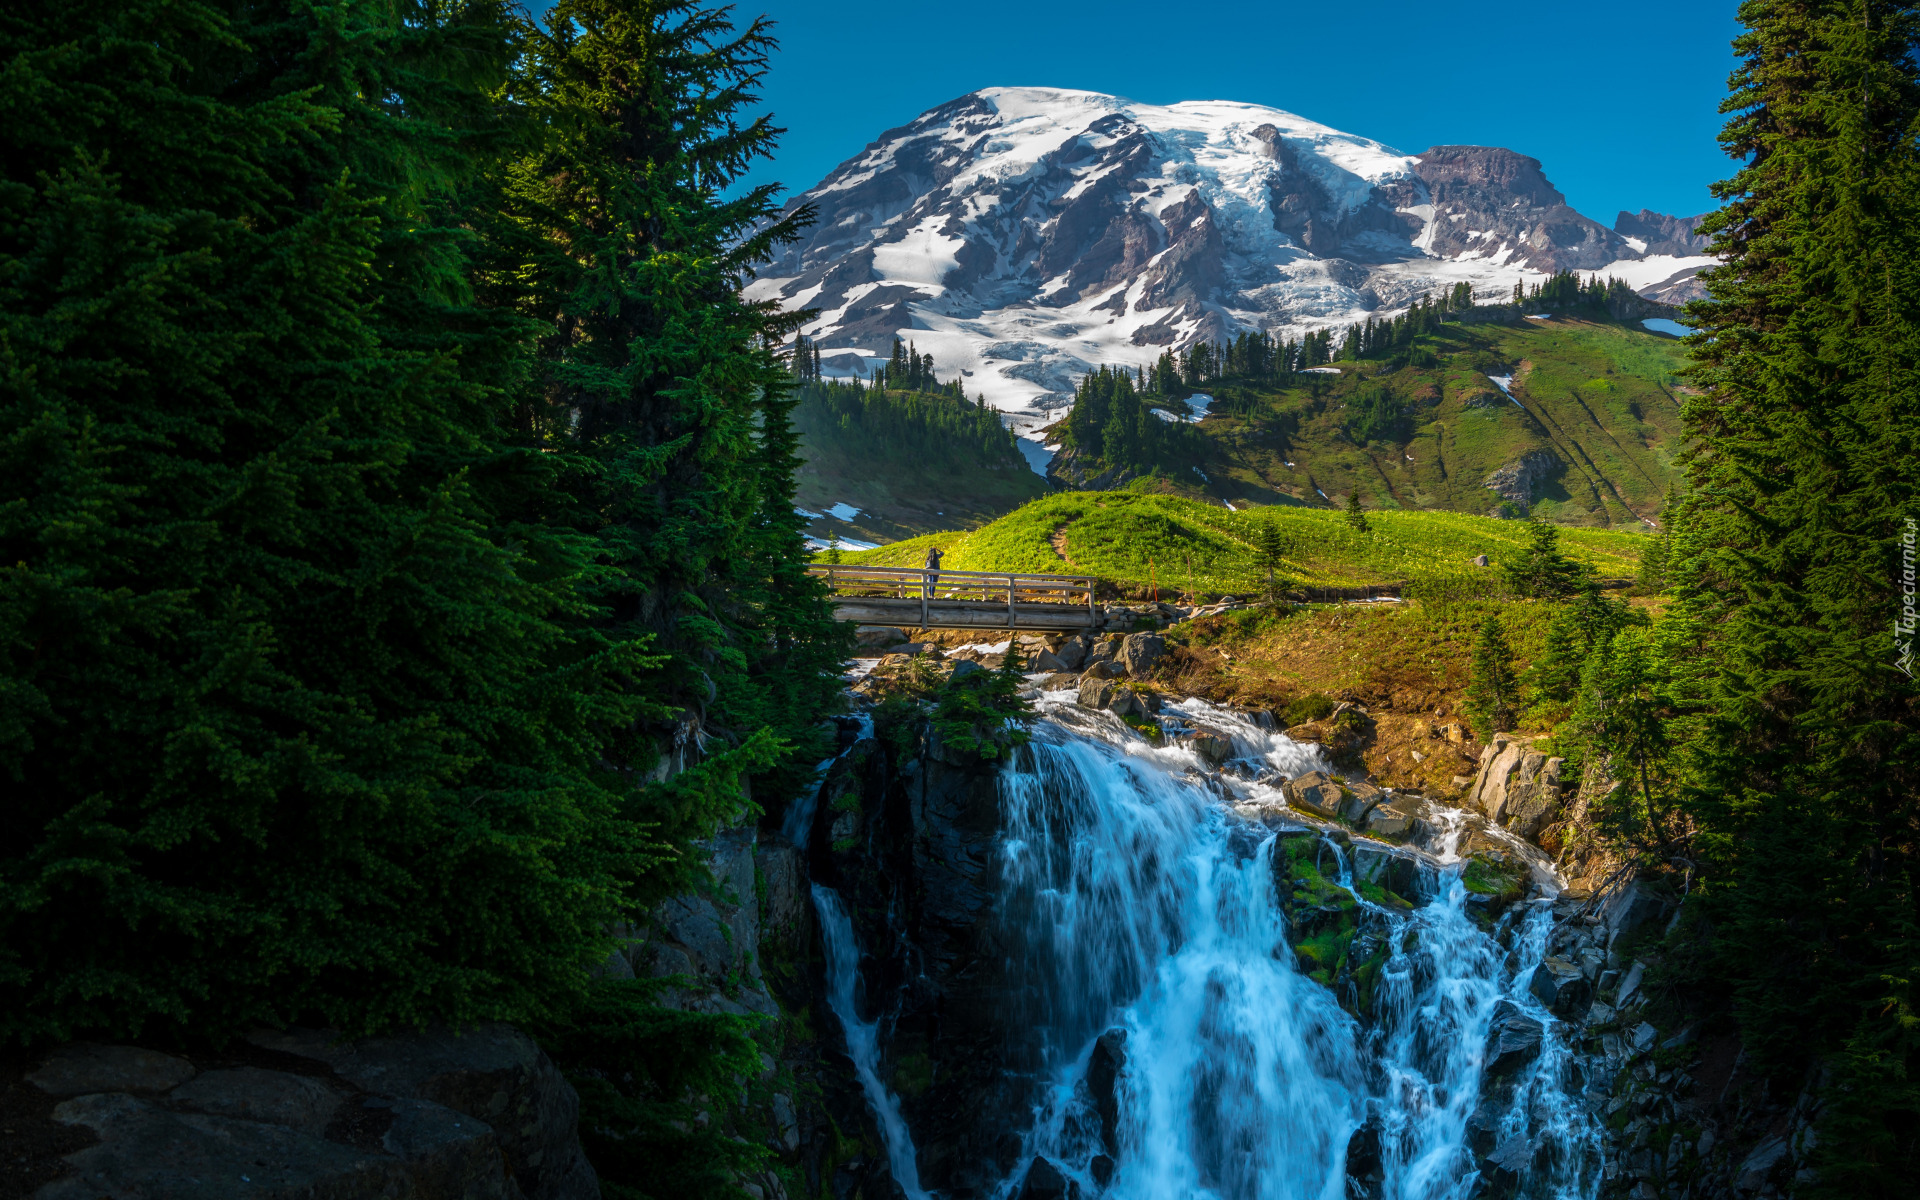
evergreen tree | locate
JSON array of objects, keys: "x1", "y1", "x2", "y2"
[
  {"x1": 1345, "y1": 490, "x2": 1370, "y2": 532},
  {"x1": 1464, "y1": 616, "x2": 1520, "y2": 738},
  {"x1": 1669, "y1": 4, "x2": 1920, "y2": 1187},
  {"x1": 1256, "y1": 520, "x2": 1286, "y2": 601},
  {"x1": 1502, "y1": 519, "x2": 1587, "y2": 598},
  {"x1": 0, "y1": 0, "x2": 668, "y2": 1041}
]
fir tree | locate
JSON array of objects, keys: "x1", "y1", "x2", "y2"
[
  {"x1": 1256, "y1": 520, "x2": 1286, "y2": 601},
  {"x1": 1502, "y1": 519, "x2": 1587, "y2": 598},
  {"x1": 1464, "y1": 616, "x2": 1520, "y2": 738},
  {"x1": 1345, "y1": 490, "x2": 1370, "y2": 532},
  {"x1": 1668, "y1": 3, "x2": 1920, "y2": 1186}
]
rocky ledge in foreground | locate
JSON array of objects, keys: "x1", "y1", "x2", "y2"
[{"x1": 6, "y1": 1024, "x2": 598, "y2": 1199}]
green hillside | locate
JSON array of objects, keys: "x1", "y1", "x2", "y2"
[
  {"x1": 791, "y1": 377, "x2": 1049, "y2": 546},
  {"x1": 1046, "y1": 313, "x2": 1689, "y2": 529},
  {"x1": 833, "y1": 492, "x2": 1649, "y2": 593}
]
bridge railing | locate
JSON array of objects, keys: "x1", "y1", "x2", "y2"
[{"x1": 807, "y1": 564, "x2": 1099, "y2": 627}]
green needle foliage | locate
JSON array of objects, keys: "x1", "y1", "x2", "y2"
[
  {"x1": 1501, "y1": 517, "x2": 1589, "y2": 598},
  {"x1": 0, "y1": 0, "x2": 845, "y2": 1102},
  {"x1": 1344, "y1": 490, "x2": 1370, "y2": 533},
  {"x1": 1674, "y1": 1, "x2": 1920, "y2": 1189},
  {"x1": 1, "y1": 0, "x2": 657, "y2": 1042},
  {"x1": 1464, "y1": 615, "x2": 1520, "y2": 738}
]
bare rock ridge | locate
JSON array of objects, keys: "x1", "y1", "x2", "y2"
[{"x1": 748, "y1": 87, "x2": 1716, "y2": 427}]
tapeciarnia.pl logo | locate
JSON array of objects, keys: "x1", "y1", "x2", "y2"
[{"x1": 1900, "y1": 517, "x2": 1916, "y2": 678}]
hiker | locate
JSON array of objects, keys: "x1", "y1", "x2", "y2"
[{"x1": 923, "y1": 546, "x2": 943, "y2": 597}]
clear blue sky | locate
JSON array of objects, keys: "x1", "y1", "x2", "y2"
[{"x1": 740, "y1": 0, "x2": 1742, "y2": 224}]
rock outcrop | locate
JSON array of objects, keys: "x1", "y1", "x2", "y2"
[
  {"x1": 1482, "y1": 449, "x2": 1563, "y2": 511},
  {"x1": 18, "y1": 1027, "x2": 597, "y2": 1200},
  {"x1": 1470, "y1": 734, "x2": 1566, "y2": 839}
]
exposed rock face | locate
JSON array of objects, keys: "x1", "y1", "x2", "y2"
[
  {"x1": 746, "y1": 88, "x2": 1714, "y2": 427},
  {"x1": 1470, "y1": 734, "x2": 1567, "y2": 840},
  {"x1": 625, "y1": 826, "x2": 782, "y2": 1019},
  {"x1": 1482, "y1": 449, "x2": 1563, "y2": 510},
  {"x1": 22, "y1": 1027, "x2": 597, "y2": 1200},
  {"x1": 1411, "y1": 146, "x2": 1624, "y2": 272},
  {"x1": 1615, "y1": 208, "x2": 1712, "y2": 257}
]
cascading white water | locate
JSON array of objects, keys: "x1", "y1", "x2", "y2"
[
  {"x1": 990, "y1": 695, "x2": 1602, "y2": 1200},
  {"x1": 813, "y1": 690, "x2": 1600, "y2": 1199},
  {"x1": 812, "y1": 882, "x2": 933, "y2": 1200}
]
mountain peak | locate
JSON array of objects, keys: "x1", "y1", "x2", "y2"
[{"x1": 749, "y1": 90, "x2": 1714, "y2": 429}]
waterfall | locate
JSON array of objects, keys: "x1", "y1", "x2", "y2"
[
  {"x1": 814, "y1": 690, "x2": 1600, "y2": 1199},
  {"x1": 813, "y1": 882, "x2": 932, "y2": 1200}
]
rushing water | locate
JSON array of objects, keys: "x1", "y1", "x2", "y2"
[{"x1": 814, "y1": 693, "x2": 1601, "y2": 1200}]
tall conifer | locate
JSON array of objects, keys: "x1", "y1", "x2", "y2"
[{"x1": 1678, "y1": 3, "x2": 1920, "y2": 1188}]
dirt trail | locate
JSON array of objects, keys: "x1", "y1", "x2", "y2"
[{"x1": 1048, "y1": 521, "x2": 1076, "y2": 565}]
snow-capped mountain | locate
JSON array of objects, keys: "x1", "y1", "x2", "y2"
[{"x1": 746, "y1": 87, "x2": 1714, "y2": 432}]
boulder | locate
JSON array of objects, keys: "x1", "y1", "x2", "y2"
[
  {"x1": 1180, "y1": 729, "x2": 1234, "y2": 767},
  {"x1": 1471, "y1": 554, "x2": 1490, "y2": 567},
  {"x1": 1528, "y1": 956, "x2": 1592, "y2": 1017},
  {"x1": 1077, "y1": 675, "x2": 1117, "y2": 711},
  {"x1": 1599, "y1": 882, "x2": 1676, "y2": 956},
  {"x1": 28, "y1": 1044, "x2": 197, "y2": 1098},
  {"x1": 1484, "y1": 1002, "x2": 1545, "y2": 1076},
  {"x1": 1038, "y1": 671, "x2": 1080, "y2": 690},
  {"x1": 247, "y1": 1025, "x2": 597, "y2": 1199},
  {"x1": 1283, "y1": 771, "x2": 1342, "y2": 820},
  {"x1": 1028, "y1": 649, "x2": 1068, "y2": 674},
  {"x1": 1052, "y1": 637, "x2": 1088, "y2": 670},
  {"x1": 1018, "y1": 1156, "x2": 1072, "y2": 1200},
  {"x1": 1081, "y1": 659, "x2": 1125, "y2": 680},
  {"x1": 1336, "y1": 780, "x2": 1385, "y2": 825},
  {"x1": 29, "y1": 1026, "x2": 597, "y2": 1200},
  {"x1": 1108, "y1": 687, "x2": 1148, "y2": 721},
  {"x1": 949, "y1": 659, "x2": 986, "y2": 681},
  {"x1": 1361, "y1": 795, "x2": 1422, "y2": 842},
  {"x1": 1085, "y1": 1028, "x2": 1127, "y2": 1156},
  {"x1": 1117, "y1": 633, "x2": 1166, "y2": 678},
  {"x1": 855, "y1": 626, "x2": 908, "y2": 649}
]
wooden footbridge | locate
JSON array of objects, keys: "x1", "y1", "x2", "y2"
[{"x1": 809, "y1": 565, "x2": 1100, "y2": 631}]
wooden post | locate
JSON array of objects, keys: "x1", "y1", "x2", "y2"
[
  {"x1": 1007, "y1": 574, "x2": 1016, "y2": 628},
  {"x1": 1087, "y1": 577, "x2": 1096, "y2": 627}
]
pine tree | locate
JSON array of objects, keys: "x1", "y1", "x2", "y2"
[
  {"x1": 1667, "y1": 4, "x2": 1920, "y2": 1187},
  {"x1": 1464, "y1": 616, "x2": 1520, "y2": 738},
  {"x1": 1256, "y1": 520, "x2": 1286, "y2": 601},
  {"x1": 1345, "y1": 490, "x2": 1370, "y2": 532},
  {"x1": 0, "y1": 0, "x2": 669, "y2": 1041},
  {"x1": 1502, "y1": 519, "x2": 1586, "y2": 598}
]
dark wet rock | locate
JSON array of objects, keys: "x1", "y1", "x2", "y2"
[
  {"x1": 247, "y1": 1024, "x2": 596, "y2": 1199},
  {"x1": 26, "y1": 1025, "x2": 595, "y2": 1200},
  {"x1": 1344, "y1": 1118, "x2": 1385, "y2": 1200},
  {"x1": 1089, "y1": 1153, "x2": 1115, "y2": 1187},
  {"x1": 28, "y1": 1045, "x2": 196, "y2": 1098},
  {"x1": 1485, "y1": 1002, "x2": 1546, "y2": 1076},
  {"x1": 1018, "y1": 1155, "x2": 1074, "y2": 1199},
  {"x1": 1085, "y1": 1028, "x2": 1128, "y2": 1156},
  {"x1": 1180, "y1": 728, "x2": 1233, "y2": 766},
  {"x1": 168, "y1": 1067, "x2": 342, "y2": 1132},
  {"x1": 1528, "y1": 956, "x2": 1592, "y2": 1017}
]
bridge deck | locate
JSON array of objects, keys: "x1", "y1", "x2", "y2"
[{"x1": 810, "y1": 565, "x2": 1099, "y2": 631}]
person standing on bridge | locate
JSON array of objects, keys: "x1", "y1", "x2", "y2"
[{"x1": 923, "y1": 545, "x2": 943, "y2": 598}]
